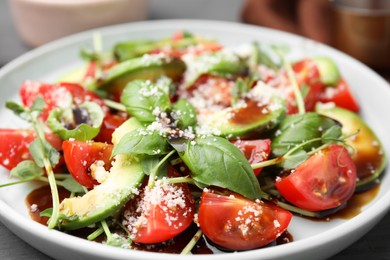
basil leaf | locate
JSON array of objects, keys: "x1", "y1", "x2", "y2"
[
  {"x1": 280, "y1": 150, "x2": 308, "y2": 170},
  {"x1": 249, "y1": 42, "x2": 279, "y2": 71},
  {"x1": 231, "y1": 78, "x2": 250, "y2": 106},
  {"x1": 10, "y1": 160, "x2": 43, "y2": 179},
  {"x1": 6, "y1": 101, "x2": 31, "y2": 122},
  {"x1": 120, "y1": 80, "x2": 171, "y2": 124},
  {"x1": 322, "y1": 125, "x2": 342, "y2": 140},
  {"x1": 40, "y1": 208, "x2": 53, "y2": 218},
  {"x1": 31, "y1": 97, "x2": 45, "y2": 113},
  {"x1": 47, "y1": 102, "x2": 104, "y2": 141},
  {"x1": 271, "y1": 112, "x2": 340, "y2": 157},
  {"x1": 29, "y1": 139, "x2": 60, "y2": 167},
  {"x1": 172, "y1": 99, "x2": 197, "y2": 129},
  {"x1": 141, "y1": 155, "x2": 169, "y2": 179},
  {"x1": 61, "y1": 176, "x2": 85, "y2": 193},
  {"x1": 141, "y1": 156, "x2": 160, "y2": 176},
  {"x1": 41, "y1": 208, "x2": 79, "y2": 221},
  {"x1": 179, "y1": 136, "x2": 261, "y2": 200},
  {"x1": 112, "y1": 129, "x2": 170, "y2": 157},
  {"x1": 106, "y1": 235, "x2": 131, "y2": 248},
  {"x1": 168, "y1": 137, "x2": 187, "y2": 153}
]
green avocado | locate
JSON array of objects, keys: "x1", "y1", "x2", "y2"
[
  {"x1": 199, "y1": 96, "x2": 285, "y2": 139},
  {"x1": 98, "y1": 54, "x2": 186, "y2": 96},
  {"x1": 313, "y1": 57, "x2": 341, "y2": 86},
  {"x1": 316, "y1": 104, "x2": 387, "y2": 191},
  {"x1": 59, "y1": 118, "x2": 145, "y2": 230}
]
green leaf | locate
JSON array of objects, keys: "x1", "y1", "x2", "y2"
[
  {"x1": 31, "y1": 97, "x2": 45, "y2": 113},
  {"x1": 112, "y1": 129, "x2": 170, "y2": 157},
  {"x1": 41, "y1": 208, "x2": 79, "y2": 222},
  {"x1": 106, "y1": 234, "x2": 132, "y2": 248},
  {"x1": 61, "y1": 177, "x2": 85, "y2": 193},
  {"x1": 6, "y1": 102, "x2": 31, "y2": 121},
  {"x1": 280, "y1": 149, "x2": 308, "y2": 170},
  {"x1": 322, "y1": 125, "x2": 342, "y2": 140},
  {"x1": 179, "y1": 136, "x2": 261, "y2": 200},
  {"x1": 141, "y1": 156, "x2": 160, "y2": 176},
  {"x1": 29, "y1": 139, "x2": 60, "y2": 168},
  {"x1": 249, "y1": 42, "x2": 279, "y2": 71},
  {"x1": 9, "y1": 160, "x2": 43, "y2": 179},
  {"x1": 120, "y1": 80, "x2": 171, "y2": 124},
  {"x1": 40, "y1": 208, "x2": 53, "y2": 218},
  {"x1": 271, "y1": 112, "x2": 341, "y2": 157},
  {"x1": 172, "y1": 99, "x2": 197, "y2": 129},
  {"x1": 231, "y1": 78, "x2": 249, "y2": 106},
  {"x1": 47, "y1": 102, "x2": 104, "y2": 141}
]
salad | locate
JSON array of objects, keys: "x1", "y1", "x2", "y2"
[{"x1": 0, "y1": 31, "x2": 387, "y2": 254}]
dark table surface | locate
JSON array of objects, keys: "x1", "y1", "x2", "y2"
[{"x1": 1, "y1": 1, "x2": 390, "y2": 259}]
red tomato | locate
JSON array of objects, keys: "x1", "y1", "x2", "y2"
[
  {"x1": 93, "y1": 113, "x2": 127, "y2": 144},
  {"x1": 273, "y1": 59, "x2": 324, "y2": 114},
  {"x1": 275, "y1": 144, "x2": 357, "y2": 212},
  {"x1": 0, "y1": 129, "x2": 62, "y2": 170},
  {"x1": 187, "y1": 75, "x2": 233, "y2": 109},
  {"x1": 20, "y1": 81, "x2": 106, "y2": 120},
  {"x1": 198, "y1": 189, "x2": 292, "y2": 250},
  {"x1": 231, "y1": 139, "x2": 271, "y2": 176},
  {"x1": 320, "y1": 78, "x2": 360, "y2": 112},
  {"x1": 122, "y1": 166, "x2": 195, "y2": 244},
  {"x1": 83, "y1": 61, "x2": 117, "y2": 80},
  {"x1": 62, "y1": 140, "x2": 113, "y2": 188}
]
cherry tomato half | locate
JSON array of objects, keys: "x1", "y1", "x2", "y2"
[
  {"x1": 198, "y1": 189, "x2": 292, "y2": 251},
  {"x1": 93, "y1": 113, "x2": 127, "y2": 144},
  {"x1": 62, "y1": 140, "x2": 113, "y2": 188},
  {"x1": 231, "y1": 139, "x2": 271, "y2": 176},
  {"x1": 275, "y1": 144, "x2": 357, "y2": 212},
  {"x1": 290, "y1": 59, "x2": 325, "y2": 114},
  {"x1": 0, "y1": 129, "x2": 62, "y2": 170},
  {"x1": 122, "y1": 166, "x2": 195, "y2": 244},
  {"x1": 320, "y1": 78, "x2": 360, "y2": 113},
  {"x1": 20, "y1": 81, "x2": 106, "y2": 120}
]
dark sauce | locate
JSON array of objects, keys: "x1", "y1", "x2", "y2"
[
  {"x1": 230, "y1": 100, "x2": 270, "y2": 125},
  {"x1": 306, "y1": 184, "x2": 381, "y2": 222},
  {"x1": 25, "y1": 185, "x2": 70, "y2": 225},
  {"x1": 330, "y1": 184, "x2": 380, "y2": 220}
]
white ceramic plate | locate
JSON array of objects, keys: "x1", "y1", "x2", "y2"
[{"x1": 0, "y1": 20, "x2": 389, "y2": 260}]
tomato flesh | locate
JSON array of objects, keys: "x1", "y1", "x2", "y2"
[
  {"x1": 122, "y1": 166, "x2": 195, "y2": 244},
  {"x1": 0, "y1": 129, "x2": 62, "y2": 170},
  {"x1": 198, "y1": 189, "x2": 292, "y2": 250},
  {"x1": 320, "y1": 78, "x2": 360, "y2": 112},
  {"x1": 93, "y1": 113, "x2": 127, "y2": 144},
  {"x1": 20, "y1": 81, "x2": 106, "y2": 120},
  {"x1": 275, "y1": 144, "x2": 357, "y2": 212},
  {"x1": 232, "y1": 139, "x2": 271, "y2": 176},
  {"x1": 62, "y1": 140, "x2": 113, "y2": 188}
]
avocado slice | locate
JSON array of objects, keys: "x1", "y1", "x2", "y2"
[
  {"x1": 59, "y1": 118, "x2": 145, "y2": 230},
  {"x1": 313, "y1": 57, "x2": 341, "y2": 86},
  {"x1": 98, "y1": 54, "x2": 186, "y2": 96},
  {"x1": 199, "y1": 96, "x2": 285, "y2": 139},
  {"x1": 316, "y1": 104, "x2": 387, "y2": 191},
  {"x1": 183, "y1": 51, "x2": 246, "y2": 87}
]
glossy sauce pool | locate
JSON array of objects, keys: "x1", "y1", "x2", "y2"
[{"x1": 25, "y1": 184, "x2": 380, "y2": 254}]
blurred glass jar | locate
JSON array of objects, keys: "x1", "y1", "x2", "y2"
[
  {"x1": 9, "y1": 0, "x2": 148, "y2": 47},
  {"x1": 331, "y1": 0, "x2": 390, "y2": 69}
]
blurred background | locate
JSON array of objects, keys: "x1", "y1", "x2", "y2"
[
  {"x1": 0, "y1": 0, "x2": 390, "y2": 259},
  {"x1": 1, "y1": 0, "x2": 390, "y2": 77}
]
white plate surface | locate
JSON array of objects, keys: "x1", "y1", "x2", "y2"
[{"x1": 0, "y1": 20, "x2": 389, "y2": 260}]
